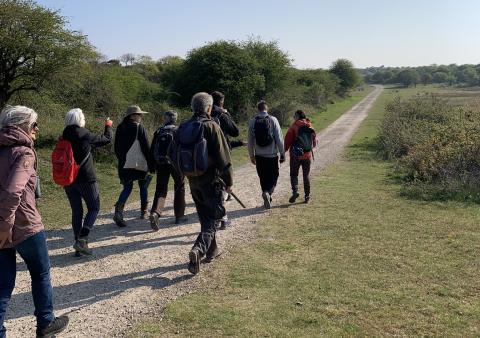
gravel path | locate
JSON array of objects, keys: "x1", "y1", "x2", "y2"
[{"x1": 5, "y1": 85, "x2": 382, "y2": 337}]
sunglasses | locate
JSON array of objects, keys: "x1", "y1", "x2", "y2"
[{"x1": 31, "y1": 122, "x2": 39, "y2": 130}]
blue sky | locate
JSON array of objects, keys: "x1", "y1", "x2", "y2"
[{"x1": 37, "y1": 0, "x2": 480, "y2": 69}]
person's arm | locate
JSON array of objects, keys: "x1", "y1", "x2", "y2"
[
  {"x1": 247, "y1": 119, "x2": 255, "y2": 164},
  {"x1": 273, "y1": 117, "x2": 285, "y2": 159},
  {"x1": 88, "y1": 125, "x2": 113, "y2": 147},
  {"x1": 209, "y1": 123, "x2": 233, "y2": 187},
  {"x1": 284, "y1": 125, "x2": 295, "y2": 152},
  {"x1": 220, "y1": 113, "x2": 240, "y2": 137},
  {"x1": 0, "y1": 150, "x2": 35, "y2": 248}
]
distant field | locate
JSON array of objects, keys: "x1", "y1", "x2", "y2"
[{"x1": 130, "y1": 85, "x2": 480, "y2": 337}]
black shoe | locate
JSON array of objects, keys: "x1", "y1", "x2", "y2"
[
  {"x1": 204, "y1": 248, "x2": 222, "y2": 263},
  {"x1": 175, "y1": 216, "x2": 188, "y2": 225},
  {"x1": 36, "y1": 315, "x2": 69, "y2": 337},
  {"x1": 149, "y1": 212, "x2": 160, "y2": 231},
  {"x1": 74, "y1": 250, "x2": 81, "y2": 258},
  {"x1": 188, "y1": 249, "x2": 201, "y2": 275},
  {"x1": 289, "y1": 192, "x2": 300, "y2": 203},
  {"x1": 218, "y1": 219, "x2": 231, "y2": 230},
  {"x1": 73, "y1": 238, "x2": 92, "y2": 256},
  {"x1": 304, "y1": 196, "x2": 310, "y2": 204},
  {"x1": 262, "y1": 191, "x2": 271, "y2": 209}
]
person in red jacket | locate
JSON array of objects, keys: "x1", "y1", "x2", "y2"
[{"x1": 284, "y1": 110, "x2": 317, "y2": 203}]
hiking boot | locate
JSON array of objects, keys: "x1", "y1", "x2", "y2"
[
  {"x1": 204, "y1": 248, "x2": 222, "y2": 263},
  {"x1": 304, "y1": 196, "x2": 310, "y2": 204},
  {"x1": 289, "y1": 192, "x2": 300, "y2": 203},
  {"x1": 188, "y1": 249, "x2": 201, "y2": 275},
  {"x1": 113, "y1": 203, "x2": 127, "y2": 227},
  {"x1": 140, "y1": 201, "x2": 148, "y2": 219},
  {"x1": 175, "y1": 216, "x2": 188, "y2": 225},
  {"x1": 262, "y1": 191, "x2": 271, "y2": 209},
  {"x1": 218, "y1": 219, "x2": 231, "y2": 230},
  {"x1": 149, "y1": 212, "x2": 160, "y2": 231},
  {"x1": 73, "y1": 237, "x2": 92, "y2": 256},
  {"x1": 36, "y1": 315, "x2": 69, "y2": 338}
]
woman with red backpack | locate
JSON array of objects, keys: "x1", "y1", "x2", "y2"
[
  {"x1": 61, "y1": 108, "x2": 113, "y2": 256},
  {"x1": 284, "y1": 110, "x2": 317, "y2": 204}
]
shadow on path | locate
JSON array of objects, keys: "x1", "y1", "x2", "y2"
[{"x1": 7, "y1": 263, "x2": 189, "y2": 321}]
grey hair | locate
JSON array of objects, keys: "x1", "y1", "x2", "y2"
[
  {"x1": 164, "y1": 110, "x2": 178, "y2": 123},
  {"x1": 64, "y1": 108, "x2": 86, "y2": 127},
  {"x1": 0, "y1": 105, "x2": 38, "y2": 129},
  {"x1": 191, "y1": 92, "x2": 213, "y2": 114}
]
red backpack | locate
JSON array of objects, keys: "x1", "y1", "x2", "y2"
[{"x1": 51, "y1": 138, "x2": 89, "y2": 186}]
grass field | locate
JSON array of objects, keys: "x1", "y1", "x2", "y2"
[
  {"x1": 37, "y1": 87, "x2": 373, "y2": 230},
  {"x1": 130, "y1": 85, "x2": 480, "y2": 337}
]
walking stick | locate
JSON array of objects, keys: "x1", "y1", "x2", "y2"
[{"x1": 216, "y1": 177, "x2": 246, "y2": 209}]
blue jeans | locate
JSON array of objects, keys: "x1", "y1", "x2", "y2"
[
  {"x1": 0, "y1": 231, "x2": 54, "y2": 337},
  {"x1": 116, "y1": 178, "x2": 149, "y2": 205}
]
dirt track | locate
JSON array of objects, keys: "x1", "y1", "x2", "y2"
[{"x1": 5, "y1": 85, "x2": 383, "y2": 337}]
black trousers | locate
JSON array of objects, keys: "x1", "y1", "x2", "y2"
[
  {"x1": 189, "y1": 180, "x2": 225, "y2": 257},
  {"x1": 255, "y1": 155, "x2": 279, "y2": 194},
  {"x1": 290, "y1": 157, "x2": 311, "y2": 197},
  {"x1": 151, "y1": 163, "x2": 185, "y2": 218}
]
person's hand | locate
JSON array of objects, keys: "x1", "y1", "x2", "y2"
[
  {"x1": 279, "y1": 156, "x2": 286, "y2": 164},
  {"x1": 105, "y1": 117, "x2": 113, "y2": 127},
  {"x1": 225, "y1": 186, "x2": 233, "y2": 194},
  {"x1": 0, "y1": 231, "x2": 12, "y2": 249},
  {"x1": 250, "y1": 157, "x2": 256, "y2": 165}
]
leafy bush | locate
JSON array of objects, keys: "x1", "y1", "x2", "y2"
[{"x1": 379, "y1": 94, "x2": 480, "y2": 198}]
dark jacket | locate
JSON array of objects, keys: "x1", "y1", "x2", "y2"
[
  {"x1": 62, "y1": 124, "x2": 113, "y2": 183},
  {"x1": 211, "y1": 105, "x2": 239, "y2": 149},
  {"x1": 0, "y1": 125, "x2": 43, "y2": 248},
  {"x1": 186, "y1": 113, "x2": 233, "y2": 187},
  {"x1": 114, "y1": 117, "x2": 153, "y2": 183}
]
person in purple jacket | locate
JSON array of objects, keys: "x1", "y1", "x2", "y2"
[{"x1": 0, "y1": 106, "x2": 69, "y2": 337}]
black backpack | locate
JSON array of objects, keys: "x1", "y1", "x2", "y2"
[
  {"x1": 292, "y1": 125, "x2": 316, "y2": 157},
  {"x1": 254, "y1": 116, "x2": 274, "y2": 147},
  {"x1": 170, "y1": 118, "x2": 209, "y2": 177},
  {"x1": 153, "y1": 125, "x2": 176, "y2": 165}
]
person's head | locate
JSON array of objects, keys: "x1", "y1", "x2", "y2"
[
  {"x1": 211, "y1": 91, "x2": 225, "y2": 107},
  {"x1": 294, "y1": 109, "x2": 306, "y2": 120},
  {"x1": 257, "y1": 100, "x2": 268, "y2": 112},
  {"x1": 125, "y1": 105, "x2": 148, "y2": 122},
  {"x1": 64, "y1": 108, "x2": 86, "y2": 128},
  {"x1": 191, "y1": 92, "x2": 213, "y2": 115},
  {"x1": 0, "y1": 105, "x2": 39, "y2": 140},
  {"x1": 163, "y1": 110, "x2": 178, "y2": 124}
]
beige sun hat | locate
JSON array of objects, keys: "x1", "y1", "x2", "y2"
[{"x1": 124, "y1": 105, "x2": 149, "y2": 117}]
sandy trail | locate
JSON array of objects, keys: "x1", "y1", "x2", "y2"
[{"x1": 5, "y1": 85, "x2": 383, "y2": 337}]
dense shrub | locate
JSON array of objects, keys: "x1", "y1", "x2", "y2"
[{"x1": 379, "y1": 94, "x2": 480, "y2": 197}]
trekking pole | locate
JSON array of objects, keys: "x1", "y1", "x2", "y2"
[
  {"x1": 216, "y1": 177, "x2": 246, "y2": 209},
  {"x1": 229, "y1": 191, "x2": 246, "y2": 209}
]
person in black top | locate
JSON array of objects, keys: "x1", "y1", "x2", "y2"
[
  {"x1": 210, "y1": 91, "x2": 240, "y2": 229},
  {"x1": 149, "y1": 110, "x2": 187, "y2": 230},
  {"x1": 113, "y1": 105, "x2": 154, "y2": 227},
  {"x1": 62, "y1": 108, "x2": 113, "y2": 256}
]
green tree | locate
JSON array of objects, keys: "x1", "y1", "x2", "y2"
[
  {"x1": 397, "y1": 69, "x2": 420, "y2": 87},
  {"x1": 172, "y1": 40, "x2": 265, "y2": 117},
  {"x1": 329, "y1": 59, "x2": 361, "y2": 95},
  {"x1": 0, "y1": 0, "x2": 93, "y2": 107}
]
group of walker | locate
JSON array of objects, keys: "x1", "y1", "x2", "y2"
[{"x1": 0, "y1": 91, "x2": 316, "y2": 337}]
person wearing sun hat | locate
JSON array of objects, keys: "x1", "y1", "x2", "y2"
[{"x1": 113, "y1": 105, "x2": 154, "y2": 227}]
